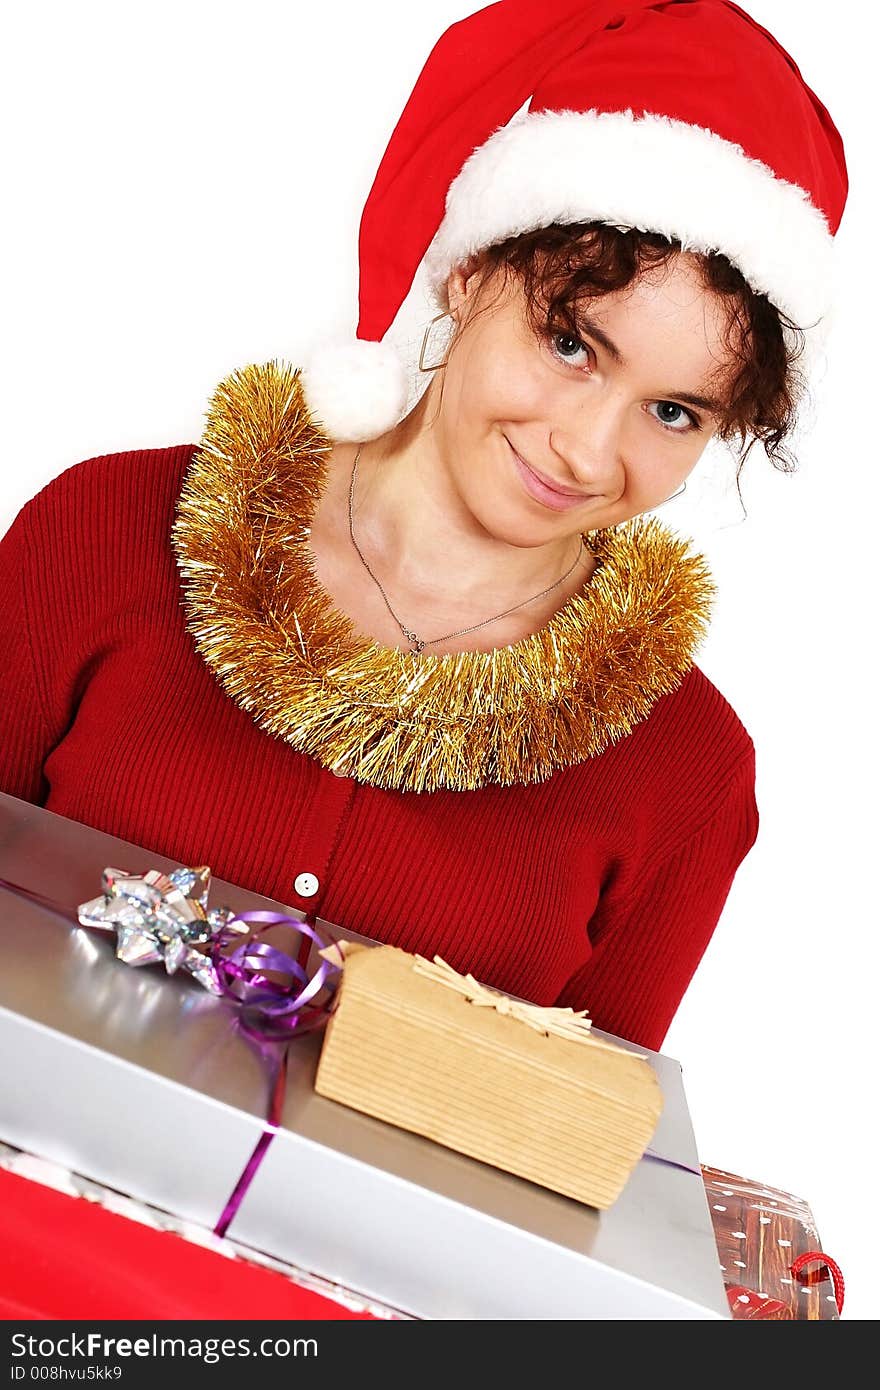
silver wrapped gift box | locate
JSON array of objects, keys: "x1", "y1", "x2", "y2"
[{"x1": 0, "y1": 790, "x2": 730, "y2": 1320}]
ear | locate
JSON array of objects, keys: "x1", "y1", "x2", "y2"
[{"x1": 445, "y1": 259, "x2": 484, "y2": 321}]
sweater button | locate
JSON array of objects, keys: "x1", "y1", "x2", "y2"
[{"x1": 293, "y1": 872, "x2": 320, "y2": 898}]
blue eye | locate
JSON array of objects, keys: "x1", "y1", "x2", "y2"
[
  {"x1": 647, "y1": 401, "x2": 701, "y2": 434},
  {"x1": 551, "y1": 331, "x2": 591, "y2": 367}
]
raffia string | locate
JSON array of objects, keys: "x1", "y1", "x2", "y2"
[{"x1": 412, "y1": 954, "x2": 638, "y2": 1053}]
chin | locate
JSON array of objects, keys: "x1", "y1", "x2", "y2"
[{"x1": 481, "y1": 502, "x2": 576, "y2": 550}]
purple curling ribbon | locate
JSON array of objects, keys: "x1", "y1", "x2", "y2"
[
  {"x1": 642, "y1": 1149, "x2": 703, "y2": 1178},
  {"x1": 212, "y1": 910, "x2": 341, "y2": 1042},
  {"x1": 0, "y1": 874, "x2": 82, "y2": 924},
  {"x1": 212, "y1": 1029, "x2": 291, "y2": 1239},
  {"x1": 208, "y1": 910, "x2": 344, "y2": 1236}
]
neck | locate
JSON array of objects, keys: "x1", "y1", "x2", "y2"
[{"x1": 345, "y1": 387, "x2": 591, "y2": 621}]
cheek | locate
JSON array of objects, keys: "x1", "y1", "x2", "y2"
[
  {"x1": 449, "y1": 337, "x2": 546, "y2": 428},
  {"x1": 621, "y1": 425, "x2": 707, "y2": 498}
]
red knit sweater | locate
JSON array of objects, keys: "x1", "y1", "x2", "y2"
[{"x1": 0, "y1": 445, "x2": 759, "y2": 1050}]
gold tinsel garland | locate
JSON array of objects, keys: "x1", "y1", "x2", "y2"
[{"x1": 170, "y1": 359, "x2": 716, "y2": 793}]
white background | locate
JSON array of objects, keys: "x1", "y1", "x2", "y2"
[{"x1": 2, "y1": 1, "x2": 877, "y2": 1319}]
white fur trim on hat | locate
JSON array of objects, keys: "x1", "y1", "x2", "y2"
[
  {"x1": 424, "y1": 108, "x2": 835, "y2": 360},
  {"x1": 299, "y1": 337, "x2": 410, "y2": 443}
]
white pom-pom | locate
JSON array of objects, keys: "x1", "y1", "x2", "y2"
[{"x1": 299, "y1": 337, "x2": 409, "y2": 443}]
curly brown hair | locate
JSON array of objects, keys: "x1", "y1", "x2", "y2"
[{"x1": 445, "y1": 221, "x2": 807, "y2": 475}]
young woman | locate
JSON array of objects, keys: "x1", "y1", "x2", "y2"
[{"x1": 0, "y1": 0, "x2": 847, "y2": 1052}]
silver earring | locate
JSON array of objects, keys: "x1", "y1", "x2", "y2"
[
  {"x1": 654, "y1": 481, "x2": 687, "y2": 507},
  {"x1": 418, "y1": 311, "x2": 454, "y2": 372}
]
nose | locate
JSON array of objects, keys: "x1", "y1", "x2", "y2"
[{"x1": 549, "y1": 399, "x2": 624, "y2": 492}]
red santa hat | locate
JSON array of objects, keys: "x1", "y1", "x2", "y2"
[{"x1": 300, "y1": 0, "x2": 848, "y2": 443}]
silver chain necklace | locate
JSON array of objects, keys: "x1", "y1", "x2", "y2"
[{"x1": 347, "y1": 445, "x2": 588, "y2": 655}]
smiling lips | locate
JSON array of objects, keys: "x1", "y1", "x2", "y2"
[{"x1": 507, "y1": 440, "x2": 595, "y2": 512}]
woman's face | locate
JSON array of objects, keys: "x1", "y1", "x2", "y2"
[{"x1": 433, "y1": 250, "x2": 736, "y2": 544}]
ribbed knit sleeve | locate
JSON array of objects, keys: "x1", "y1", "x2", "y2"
[
  {"x1": 1, "y1": 447, "x2": 195, "y2": 815},
  {"x1": 0, "y1": 499, "x2": 59, "y2": 805},
  {"x1": 555, "y1": 748, "x2": 759, "y2": 1051}
]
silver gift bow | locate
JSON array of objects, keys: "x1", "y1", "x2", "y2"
[{"x1": 77, "y1": 864, "x2": 247, "y2": 995}]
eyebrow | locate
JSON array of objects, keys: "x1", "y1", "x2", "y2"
[{"x1": 574, "y1": 310, "x2": 726, "y2": 415}]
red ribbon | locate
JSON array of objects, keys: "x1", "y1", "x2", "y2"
[{"x1": 790, "y1": 1250, "x2": 845, "y2": 1315}]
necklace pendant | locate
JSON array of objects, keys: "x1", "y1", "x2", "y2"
[{"x1": 401, "y1": 627, "x2": 424, "y2": 655}]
